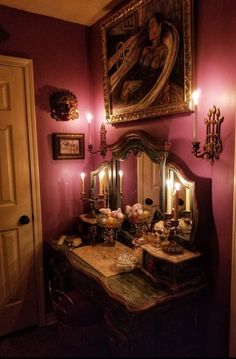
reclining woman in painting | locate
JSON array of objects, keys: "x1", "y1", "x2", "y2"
[
  {"x1": 120, "y1": 13, "x2": 168, "y2": 104},
  {"x1": 108, "y1": 12, "x2": 181, "y2": 114}
]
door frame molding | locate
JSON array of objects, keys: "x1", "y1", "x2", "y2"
[{"x1": 0, "y1": 55, "x2": 45, "y2": 326}]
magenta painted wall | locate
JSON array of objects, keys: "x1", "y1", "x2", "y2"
[
  {"x1": 90, "y1": 0, "x2": 236, "y2": 356},
  {"x1": 0, "y1": 0, "x2": 235, "y2": 356},
  {"x1": 0, "y1": 5, "x2": 97, "y2": 241}
]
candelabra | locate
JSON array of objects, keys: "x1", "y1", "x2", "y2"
[
  {"x1": 80, "y1": 189, "x2": 110, "y2": 217},
  {"x1": 161, "y1": 218, "x2": 184, "y2": 254},
  {"x1": 192, "y1": 105, "x2": 224, "y2": 165},
  {"x1": 80, "y1": 190, "x2": 110, "y2": 245},
  {"x1": 88, "y1": 123, "x2": 107, "y2": 158}
]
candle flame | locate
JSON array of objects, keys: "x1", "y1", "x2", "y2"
[
  {"x1": 86, "y1": 112, "x2": 93, "y2": 123},
  {"x1": 191, "y1": 89, "x2": 201, "y2": 106}
]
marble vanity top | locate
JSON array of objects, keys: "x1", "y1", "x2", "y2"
[
  {"x1": 51, "y1": 239, "x2": 205, "y2": 313},
  {"x1": 72, "y1": 241, "x2": 134, "y2": 277}
]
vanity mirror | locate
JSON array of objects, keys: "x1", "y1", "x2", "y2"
[
  {"x1": 84, "y1": 130, "x2": 202, "y2": 290},
  {"x1": 107, "y1": 130, "x2": 198, "y2": 251},
  {"x1": 87, "y1": 130, "x2": 198, "y2": 252}
]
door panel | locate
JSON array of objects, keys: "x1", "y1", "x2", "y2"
[
  {"x1": 0, "y1": 124, "x2": 16, "y2": 203},
  {"x1": 0, "y1": 61, "x2": 38, "y2": 336}
]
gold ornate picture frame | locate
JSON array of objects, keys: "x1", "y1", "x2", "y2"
[
  {"x1": 101, "y1": 0, "x2": 193, "y2": 124},
  {"x1": 52, "y1": 133, "x2": 85, "y2": 160}
]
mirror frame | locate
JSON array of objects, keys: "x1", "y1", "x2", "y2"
[
  {"x1": 89, "y1": 160, "x2": 111, "y2": 199},
  {"x1": 89, "y1": 131, "x2": 198, "y2": 251},
  {"x1": 108, "y1": 130, "x2": 171, "y2": 212},
  {"x1": 165, "y1": 162, "x2": 198, "y2": 251}
]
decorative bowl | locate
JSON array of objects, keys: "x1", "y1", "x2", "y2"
[
  {"x1": 127, "y1": 210, "x2": 151, "y2": 224},
  {"x1": 96, "y1": 214, "x2": 124, "y2": 229},
  {"x1": 114, "y1": 252, "x2": 138, "y2": 272}
]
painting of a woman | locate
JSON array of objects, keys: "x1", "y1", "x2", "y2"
[
  {"x1": 102, "y1": 0, "x2": 192, "y2": 123},
  {"x1": 119, "y1": 13, "x2": 168, "y2": 105},
  {"x1": 107, "y1": 12, "x2": 181, "y2": 114}
]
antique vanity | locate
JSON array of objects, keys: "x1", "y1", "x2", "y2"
[{"x1": 50, "y1": 130, "x2": 207, "y2": 357}]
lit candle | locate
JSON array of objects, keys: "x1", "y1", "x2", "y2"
[
  {"x1": 166, "y1": 171, "x2": 174, "y2": 214},
  {"x1": 86, "y1": 112, "x2": 93, "y2": 145},
  {"x1": 119, "y1": 170, "x2": 123, "y2": 193},
  {"x1": 185, "y1": 187, "x2": 190, "y2": 212},
  {"x1": 99, "y1": 170, "x2": 105, "y2": 195},
  {"x1": 191, "y1": 89, "x2": 201, "y2": 142},
  {"x1": 80, "y1": 172, "x2": 85, "y2": 194},
  {"x1": 173, "y1": 182, "x2": 180, "y2": 221}
]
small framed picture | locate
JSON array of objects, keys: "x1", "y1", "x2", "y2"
[{"x1": 52, "y1": 133, "x2": 85, "y2": 160}]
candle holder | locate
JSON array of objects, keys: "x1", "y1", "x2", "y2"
[
  {"x1": 96, "y1": 215, "x2": 124, "y2": 246},
  {"x1": 164, "y1": 212, "x2": 173, "y2": 221},
  {"x1": 127, "y1": 211, "x2": 151, "y2": 238},
  {"x1": 88, "y1": 123, "x2": 107, "y2": 158},
  {"x1": 162, "y1": 218, "x2": 184, "y2": 254},
  {"x1": 80, "y1": 190, "x2": 110, "y2": 217},
  {"x1": 192, "y1": 105, "x2": 224, "y2": 165}
]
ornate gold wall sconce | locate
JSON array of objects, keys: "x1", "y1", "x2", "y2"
[
  {"x1": 86, "y1": 113, "x2": 107, "y2": 158},
  {"x1": 49, "y1": 89, "x2": 79, "y2": 121},
  {"x1": 192, "y1": 105, "x2": 224, "y2": 165}
]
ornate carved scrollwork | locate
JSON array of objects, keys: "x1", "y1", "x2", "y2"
[{"x1": 49, "y1": 89, "x2": 79, "y2": 121}]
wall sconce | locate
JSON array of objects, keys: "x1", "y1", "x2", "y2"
[
  {"x1": 192, "y1": 105, "x2": 224, "y2": 165},
  {"x1": 87, "y1": 113, "x2": 107, "y2": 158},
  {"x1": 49, "y1": 89, "x2": 79, "y2": 121}
]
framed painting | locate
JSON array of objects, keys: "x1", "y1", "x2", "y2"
[
  {"x1": 52, "y1": 133, "x2": 85, "y2": 160},
  {"x1": 101, "y1": 0, "x2": 193, "y2": 124}
]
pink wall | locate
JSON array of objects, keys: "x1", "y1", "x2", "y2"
[
  {"x1": 0, "y1": 0, "x2": 235, "y2": 356},
  {"x1": 90, "y1": 0, "x2": 236, "y2": 356},
  {"x1": 0, "y1": 6, "x2": 96, "y2": 240}
]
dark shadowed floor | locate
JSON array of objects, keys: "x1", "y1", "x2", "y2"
[{"x1": 0, "y1": 323, "x2": 111, "y2": 358}]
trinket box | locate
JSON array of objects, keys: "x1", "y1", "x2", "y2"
[{"x1": 141, "y1": 243, "x2": 206, "y2": 292}]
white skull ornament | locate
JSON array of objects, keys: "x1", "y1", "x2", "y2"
[{"x1": 153, "y1": 220, "x2": 170, "y2": 240}]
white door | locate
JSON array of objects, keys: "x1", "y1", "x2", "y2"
[{"x1": 0, "y1": 55, "x2": 45, "y2": 336}]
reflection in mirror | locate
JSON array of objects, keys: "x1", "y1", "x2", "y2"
[
  {"x1": 119, "y1": 152, "x2": 161, "y2": 217},
  {"x1": 109, "y1": 130, "x2": 171, "y2": 213},
  {"x1": 89, "y1": 161, "x2": 111, "y2": 208},
  {"x1": 165, "y1": 162, "x2": 198, "y2": 251},
  {"x1": 137, "y1": 152, "x2": 160, "y2": 216},
  {"x1": 119, "y1": 153, "x2": 137, "y2": 208}
]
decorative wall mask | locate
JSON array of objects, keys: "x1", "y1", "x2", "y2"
[{"x1": 49, "y1": 89, "x2": 79, "y2": 121}]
